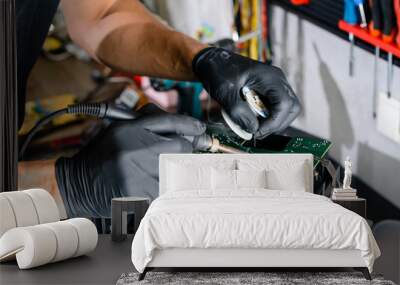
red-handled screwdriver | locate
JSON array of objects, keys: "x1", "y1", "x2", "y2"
[
  {"x1": 395, "y1": 0, "x2": 400, "y2": 47},
  {"x1": 369, "y1": 0, "x2": 382, "y2": 37},
  {"x1": 382, "y1": 0, "x2": 396, "y2": 43},
  {"x1": 369, "y1": 0, "x2": 396, "y2": 42}
]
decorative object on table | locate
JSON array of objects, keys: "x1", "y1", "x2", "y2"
[
  {"x1": 332, "y1": 156, "x2": 358, "y2": 200},
  {"x1": 0, "y1": 189, "x2": 98, "y2": 269},
  {"x1": 111, "y1": 197, "x2": 150, "y2": 242},
  {"x1": 343, "y1": 156, "x2": 353, "y2": 189},
  {"x1": 116, "y1": 271, "x2": 394, "y2": 285}
]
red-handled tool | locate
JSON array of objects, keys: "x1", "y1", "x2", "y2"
[
  {"x1": 382, "y1": 0, "x2": 396, "y2": 43},
  {"x1": 395, "y1": 0, "x2": 400, "y2": 47},
  {"x1": 370, "y1": 0, "x2": 382, "y2": 37},
  {"x1": 291, "y1": 0, "x2": 310, "y2": 4},
  {"x1": 369, "y1": 0, "x2": 396, "y2": 42},
  {"x1": 382, "y1": 0, "x2": 395, "y2": 42}
]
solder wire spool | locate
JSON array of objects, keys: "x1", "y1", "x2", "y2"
[{"x1": 221, "y1": 86, "x2": 268, "y2": 140}]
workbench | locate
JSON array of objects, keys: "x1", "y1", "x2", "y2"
[{"x1": 0, "y1": 235, "x2": 133, "y2": 285}]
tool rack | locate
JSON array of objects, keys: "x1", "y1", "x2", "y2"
[
  {"x1": 338, "y1": 20, "x2": 400, "y2": 59},
  {"x1": 270, "y1": 0, "x2": 400, "y2": 67}
]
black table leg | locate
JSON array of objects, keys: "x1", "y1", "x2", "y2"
[
  {"x1": 354, "y1": 267, "x2": 372, "y2": 280},
  {"x1": 138, "y1": 268, "x2": 148, "y2": 281}
]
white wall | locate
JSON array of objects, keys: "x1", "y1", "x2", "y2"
[
  {"x1": 271, "y1": 6, "x2": 400, "y2": 208},
  {"x1": 147, "y1": 0, "x2": 234, "y2": 42}
]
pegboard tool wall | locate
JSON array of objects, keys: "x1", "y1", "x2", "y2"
[{"x1": 270, "y1": 0, "x2": 400, "y2": 67}]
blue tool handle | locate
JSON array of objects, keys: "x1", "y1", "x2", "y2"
[
  {"x1": 354, "y1": 0, "x2": 364, "y2": 5},
  {"x1": 344, "y1": 0, "x2": 359, "y2": 24}
]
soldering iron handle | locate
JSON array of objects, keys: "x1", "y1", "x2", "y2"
[
  {"x1": 103, "y1": 104, "x2": 138, "y2": 120},
  {"x1": 67, "y1": 103, "x2": 138, "y2": 120}
]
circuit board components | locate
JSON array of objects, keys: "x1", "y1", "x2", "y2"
[{"x1": 206, "y1": 123, "x2": 332, "y2": 168}]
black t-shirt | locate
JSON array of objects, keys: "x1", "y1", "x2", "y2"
[{"x1": 16, "y1": 0, "x2": 59, "y2": 129}]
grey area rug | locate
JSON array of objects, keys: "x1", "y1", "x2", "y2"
[{"x1": 117, "y1": 272, "x2": 395, "y2": 285}]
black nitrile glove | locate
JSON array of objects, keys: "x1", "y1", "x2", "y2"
[
  {"x1": 193, "y1": 47, "x2": 301, "y2": 139},
  {"x1": 55, "y1": 104, "x2": 206, "y2": 218}
]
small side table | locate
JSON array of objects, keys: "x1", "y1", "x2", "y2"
[
  {"x1": 332, "y1": 198, "x2": 366, "y2": 218},
  {"x1": 111, "y1": 197, "x2": 150, "y2": 242}
]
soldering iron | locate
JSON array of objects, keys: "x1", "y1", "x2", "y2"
[{"x1": 19, "y1": 102, "x2": 244, "y2": 160}]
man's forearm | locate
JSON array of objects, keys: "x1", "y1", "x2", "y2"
[
  {"x1": 18, "y1": 160, "x2": 67, "y2": 219},
  {"x1": 96, "y1": 23, "x2": 206, "y2": 80},
  {"x1": 61, "y1": 0, "x2": 207, "y2": 80}
]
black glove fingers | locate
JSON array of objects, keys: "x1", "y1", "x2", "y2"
[
  {"x1": 121, "y1": 136, "x2": 193, "y2": 179},
  {"x1": 119, "y1": 148, "x2": 159, "y2": 179},
  {"x1": 269, "y1": 65, "x2": 286, "y2": 79},
  {"x1": 146, "y1": 136, "x2": 194, "y2": 154},
  {"x1": 170, "y1": 115, "x2": 206, "y2": 136},
  {"x1": 255, "y1": 94, "x2": 294, "y2": 139},
  {"x1": 249, "y1": 81, "x2": 282, "y2": 107},
  {"x1": 284, "y1": 93, "x2": 302, "y2": 124},
  {"x1": 228, "y1": 100, "x2": 259, "y2": 134},
  {"x1": 251, "y1": 78, "x2": 300, "y2": 139},
  {"x1": 277, "y1": 95, "x2": 302, "y2": 132},
  {"x1": 137, "y1": 114, "x2": 206, "y2": 136},
  {"x1": 115, "y1": 127, "x2": 162, "y2": 152},
  {"x1": 211, "y1": 80, "x2": 241, "y2": 108},
  {"x1": 271, "y1": 83, "x2": 301, "y2": 132}
]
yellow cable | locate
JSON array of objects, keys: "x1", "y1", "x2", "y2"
[
  {"x1": 240, "y1": 0, "x2": 250, "y2": 57},
  {"x1": 249, "y1": 0, "x2": 259, "y2": 60}
]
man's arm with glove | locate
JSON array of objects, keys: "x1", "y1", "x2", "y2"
[{"x1": 61, "y1": 0, "x2": 301, "y2": 138}]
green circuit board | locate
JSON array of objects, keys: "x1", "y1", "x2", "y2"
[{"x1": 206, "y1": 123, "x2": 332, "y2": 168}]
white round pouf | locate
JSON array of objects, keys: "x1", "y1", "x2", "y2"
[
  {"x1": 0, "y1": 225, "x2": 57, "y2": 269},
  {"x1": 0, "y1": 218, "x2": 98, "y2": 269},
  {"x1": 67, "y1": 218, "x2": 98, "y2": 257},
  {"x1": 0, "y1": 191, "x2": 39, "y2": 227},
  {"x1": 0, "y1": 190, "x2": 98, "y2": 269},
  {"x1": 24, "y1": 189, "x2": 60, "y2": 223},
  {"x1": 0, "y1": 196, "x2": 17, "y2": 237},
  {"x1": 42, "y1": 221, "x2": 79, "y2": 262}
]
